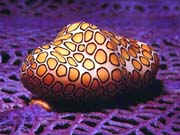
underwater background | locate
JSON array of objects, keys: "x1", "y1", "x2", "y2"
[{"x1": 0, "y1": 0, "x2": 180, "y2": 134}]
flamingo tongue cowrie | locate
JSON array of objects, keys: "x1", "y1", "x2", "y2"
[{"x1": 21, "y1": 21, "x2": 159, "y2": 101}]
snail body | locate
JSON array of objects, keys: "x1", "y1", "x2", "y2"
[{"x1": 21, "y1": 22, "x2": 159, "y2": 101}]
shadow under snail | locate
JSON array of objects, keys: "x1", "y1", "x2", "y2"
[{"x1": 21, "y1": 21, "x2": 159, "y2": 110}]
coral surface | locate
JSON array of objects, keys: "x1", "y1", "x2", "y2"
[{"x1": 0, "y1": 0, "x2": 180, "y2": 134}]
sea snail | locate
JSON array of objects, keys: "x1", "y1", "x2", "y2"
[{"x1": 21, "y1": 22, "x2": 159, "y2": 101}]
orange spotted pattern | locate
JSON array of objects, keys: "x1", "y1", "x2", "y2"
[{"x1": 21, "y1": 21, "x2": 159, "y2": 101}]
